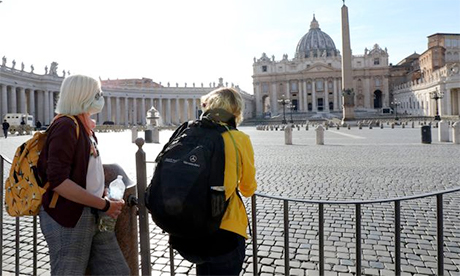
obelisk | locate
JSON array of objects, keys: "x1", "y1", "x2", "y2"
[{"x1": 341, "y1": 1, "x2": 355, "y2": 123}]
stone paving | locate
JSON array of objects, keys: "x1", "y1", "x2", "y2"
[{"x1": 1, "y1": 124, "x2": 460, "y2": 275}]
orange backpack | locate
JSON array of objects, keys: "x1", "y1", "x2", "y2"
[{"x1": 4, "y1": 115, "x2": 79, "y2": 216}]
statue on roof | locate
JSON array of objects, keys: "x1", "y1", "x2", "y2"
[{"x1": 49, "y1": 62, "x2": 58, "y2": 76}]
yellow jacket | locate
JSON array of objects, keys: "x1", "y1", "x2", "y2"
[{"x1": 219, "y1": 129, "x2": 257, "y2": 239}]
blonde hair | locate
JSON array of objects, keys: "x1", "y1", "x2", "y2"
[
  {"x1": 55, "y1": 74, "x2": 101, "y2": 115},
  {"x1": 200, "y1": 87, "x2": 244, "y2": 125}
]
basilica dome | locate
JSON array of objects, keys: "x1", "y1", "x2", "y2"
[{"x1": 296, "y1": 16, "x2": 338, "y2": 58}]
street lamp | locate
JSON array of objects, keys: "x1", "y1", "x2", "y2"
[
  {"x1": 287, "y1": 104, "x2": 295, "y2": 123},
  {"x1": 430, "y1": 88, "x2": 444, "y2": 121},
  {"x1": 278, "y1": 95, "x2": 290, "y2": 124},
  {"x1": 391, "y1": 101, "x2": 400, "y2": 120}
]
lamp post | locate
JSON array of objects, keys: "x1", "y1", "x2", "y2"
[
  {"x1": 430, "y1": 88, "x2": 444, "y2": 121},
  {"x1": 391, "y1": 101, "x2": 400, "y2": 121},
  {"x1": 278, "y1": 95, "x2": 290, "y2": 124}
]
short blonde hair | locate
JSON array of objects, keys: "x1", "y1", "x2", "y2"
[
  {"x1": 200, "y1": 87, "x2": 244, "y2": 125},
  {"x1": 55, "y1": 74, "x2": 101, "y2": 115}
]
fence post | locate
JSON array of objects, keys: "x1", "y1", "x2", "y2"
[
  {"x1": 394, "y1": 201, "x2": 401, "y2": 275},
  {"x1": 135, "y1": 138, "x2": 151, "y2": 276},
  {"x1": 33, "y1": 216, "x2": 38, "y2": 275},
  {"x1": 319, "y1": 203, "x2": 324, "y2": 276},
  {"x1": 436, "y1": 194, "x2": 444, "y2": 276},
  {"x1": 283, "y1": 200, "x2": 290, "y2": 276},
  {"x1": 355, "y1": 204, "x2": 362, "y2": 276},
  {"x1": 0, "y1": 157, "x2": 3, "y2": 270},
  {"x1": 16, "y1": 217, "x2": 20, "y2": 276},
  {"x1": 251, "y1": 195, "x2": 258, "y2": 276}
]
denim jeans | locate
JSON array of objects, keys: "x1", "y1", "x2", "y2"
[{"x1": 178, "y1": 235, "x2": 245, "y2": 276}]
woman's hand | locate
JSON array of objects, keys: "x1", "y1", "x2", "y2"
[{"x1": 105, "y1": 198, "x2": 125, "y2": 219}]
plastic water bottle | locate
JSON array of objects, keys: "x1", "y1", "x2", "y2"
[
  {"x1": 109, "y1": 175, "x2": 125, "y2": 200},
  {"x1": 98, "y1": 175, "x2": 125, "y2": 232}
]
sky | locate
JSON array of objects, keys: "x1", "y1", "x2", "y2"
[{"x1": 0, "y1": 0, "x2": 459, "y2": 94}]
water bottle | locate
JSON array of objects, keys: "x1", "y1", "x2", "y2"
[{"x1": 98, "y1": 175, "x2": 125, "y2": 232}]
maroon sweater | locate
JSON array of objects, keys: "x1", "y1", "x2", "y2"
[{"x1": 38, "y1": 116, "x2": 94, "y2": 228}]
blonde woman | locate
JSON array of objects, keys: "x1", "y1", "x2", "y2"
[
  {"x1": 38, "y1": 75, "x2": 129, "y2": 275},
  {"x1": 170, "y1": 87, "x2": 257, "y2": 275}
]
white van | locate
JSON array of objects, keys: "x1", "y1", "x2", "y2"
[{"x1": 3, "y1": 113, "x2": 34, "y2": 127}]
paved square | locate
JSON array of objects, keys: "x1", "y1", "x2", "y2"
[{"x1": 1, "y1": 124, "x2": 459, "y2": 275}]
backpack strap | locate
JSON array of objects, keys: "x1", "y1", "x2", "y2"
[
  {"x1": 155, "y1": 121, "x2": 190, "y2": 163},
  {"x1": 46, "y1": 114, "x2": 80, "y2": 208}
]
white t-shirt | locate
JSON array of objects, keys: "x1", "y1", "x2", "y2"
[{"x1": 86, "y1": 136, "x2": 105, "y2": 197}]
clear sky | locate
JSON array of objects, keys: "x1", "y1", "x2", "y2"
[{"x1": 0, "y1": 0, "x2": 459, "y2": 94}]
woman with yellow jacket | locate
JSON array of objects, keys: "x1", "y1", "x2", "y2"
[{"x1": 170, "y1": 87, "x2": 257, "y2": 276}]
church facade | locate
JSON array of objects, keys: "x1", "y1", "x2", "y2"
[{"x1": 252, "y1": 16, "x2": 391, "y2": 118}]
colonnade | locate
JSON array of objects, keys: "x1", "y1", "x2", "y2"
[
  {"x1": 0, "y1": 83, "x2": 203, "y2": 126},
  {"x1": 1, "y1": 66, "x2": 254, "y2": 126},
  {"x1": 1, "y1": 84, "x2": 58, "y2": 125},
  {"x1": 98, "y1": 96, "x2": 201, "y2": 126}
]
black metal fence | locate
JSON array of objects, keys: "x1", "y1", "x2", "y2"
[{"x1": 2, "y1": 142, "x2": 460, "y2": 275}]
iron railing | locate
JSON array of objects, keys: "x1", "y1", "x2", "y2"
[
  {"x1": 2, "y1": 142, "x2": 460, "y2": 276},
  {"x1": 133, "y1": 138, "x2": 460, "y2": 276},
  {"x1": 250, "y1": 189, "x2": 460, "y2": 276},
  {"x1": 1, "y1": 154, "x2": 42, "y2": 276}
]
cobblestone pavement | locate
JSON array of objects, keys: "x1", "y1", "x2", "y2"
[{"x1": 1, "y1": 124, "x2": 460, "y2": 275}]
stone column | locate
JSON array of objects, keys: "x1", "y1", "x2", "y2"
[
  {"x1": 132, "y1": 98, "x2": 137, "y2": 125},
  {"x1": 29, "y1": 89, "x2": 35, "y2": 119},
  {"x1": 312, "y1": 80, "x2": 317, "y2": 112},
  {"x1": 255, "y1": 83, "x2": 262, "y2": 117},
  {"x1": 333, "y1": 79, "x2": 338, "y2": 111},
  {"x1": 37, "y1": 91, "x2": 44, "y2": 123},
  {"x1": 156, "y1": 98, "x2": 162, "y2": 122},
  {"x1": 10, "y1": 86, "x2": 17, "y2": 113},
  {"x1": 285, "y1": 81, "x2": 290, "y2": 100},
  {"x1": 175, "y1": 97, "x2": 180, "y2": 124},
  {"x1": 19, "y1": 87, "x2": 27, "y2": 114},
  {"x1": 192, "y1": 98, "x2": 197, "y2": 119},
  {"x1": 166, "y1": 99, "x2": 171, "y2": 125},
  {"x1": 383, "y1": 77, "x2": 390, "y2": 107},
  {"x1": 325, "y1": 80, "x2": 330, "y2": 111},
  {"x1": 44, "y1": 90, "x2": 50, "y2": 124},
  {"x1": 271, "y1": 83, "x2": 277, "y2": 115},
  {"x1": 303, "y1": 81, "x2": 308, "y2": 111},
  {"x1": 49, "y1": 92, "x2": 56, "y2": 120},
  {"x1": 1, "y1": 85, "x2": 7, "y2": 117},
  {"x1": 298, "y1": 80, "x2": 303, "y2": 111},
  {"x1": 106, "y1": 96, "x2": 112, "y2": 123},
  {"x1": 183, "y1": 99, "x2": 189, "y2": 122},
  {"x1": 116, "y1": 97, "x2": 120, "y2": 125},
  {"x1": 141, "y1": 98, "x2": 146, "y2": 125},
  {"x1": 442, "y1": 87, "x2": 450, "y2": 115},
  {"x1": 124, "y1": 97, "x2": 129, "y2": 126},
  {"x1": 338, "y1": 79, "x2": 343, "y2": 110},
  {"x1": 364, "y1": 77, "x2": 371, "y2": 108}
]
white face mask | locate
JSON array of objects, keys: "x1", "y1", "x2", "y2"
[{"x1": 88, "y1": 97, "x2": 105, "y2": 114}]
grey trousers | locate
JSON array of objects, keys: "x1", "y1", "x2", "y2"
[{"x1": 39, "y1": 207, "x2": 130, "y2": 276}]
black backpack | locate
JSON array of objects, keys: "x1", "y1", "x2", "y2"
[{"x1": 145, "y1": 109, "x2": 236, "y2": 238}]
